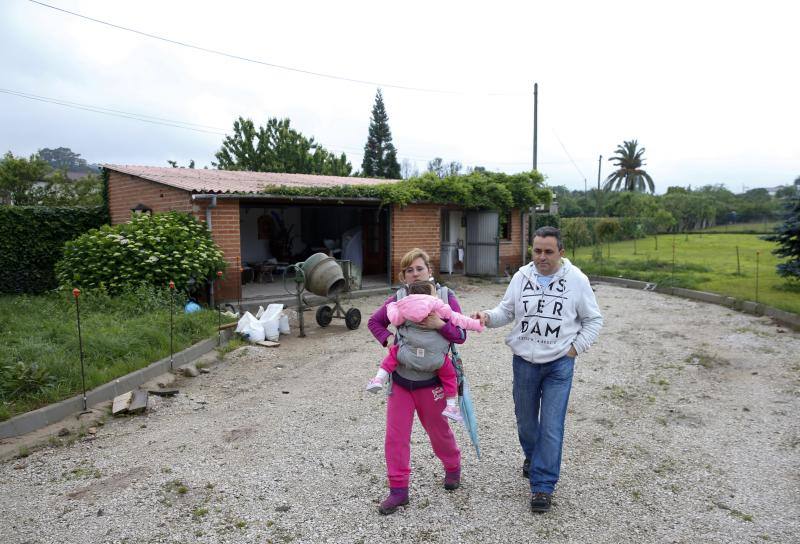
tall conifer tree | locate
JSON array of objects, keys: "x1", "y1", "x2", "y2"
[
  {"x1": 361, "y1": 89, "x2": 401, "y2": 179},
  {"x1": 764, "y1": 185, "x2": 800, "y2": 280}
]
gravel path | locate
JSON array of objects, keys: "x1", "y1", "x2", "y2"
[{"x1": 1, "y1": 281, "x2": 799, "y2": 544}]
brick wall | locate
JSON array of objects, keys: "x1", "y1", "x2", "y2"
[
  {"x1": 107, "y1": 172, "x2": 192, "y2": 225},
  {"x1": 193, "y1": 198, "x2": 241, "y2": 302},
  {"x1": 499, "y1": 209, "x2": 529, "y2": 273},
  {"x1": 390, "y1": 203, "x2": 441, "y2": 282}
]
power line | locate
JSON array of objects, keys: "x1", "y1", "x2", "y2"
[
  {"x1": 28, "y1": 0, "x2": 527, "y2": 97},
  {"x1": 552, "y1": 130, "x2": 588, "y2": 181},
  {"x1": 0, "y1": 88, "x2": 227, "y2": 132},
  {"x1": 0, "y1": 88, "x2": 227, "y2": 135},
  {"x1": 3, "y1": 87, "x2": 570, "y2": 168}
]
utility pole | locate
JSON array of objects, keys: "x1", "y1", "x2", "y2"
[
  {"x1": 584, "y1": 177, "x2": 588, "y2": 212},
  {"x1": 532, "y1": 82, "x2": 538, "y2": 171},
  {"x1": 596, "y1": 154, "x2": 603, "y2": 216}
]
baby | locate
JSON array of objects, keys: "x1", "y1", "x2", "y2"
[{"x1": 366, "y1": 281, "x2": 484, "y2": 421}]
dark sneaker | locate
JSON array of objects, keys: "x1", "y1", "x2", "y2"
[
  {"x1": 530, "y1": 492, "x2": 552, "y2": 513},
  {"x1": 443, "y1": 468, "x2": 461, "y2": 491},
  {"x1": 522, "y1": 457, "x2": 530, "y2": 479},
  {"x1": 379, "y1": 487, "x2": 409, "y2": 515}
]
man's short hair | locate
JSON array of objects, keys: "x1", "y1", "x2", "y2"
[{"x1": 534, "y1": 226, "x2": 563, "y2": 250}]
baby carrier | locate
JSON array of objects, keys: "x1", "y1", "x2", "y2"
[{"x1": 394, "y1": 283, "x2": 452, "y2": 373}]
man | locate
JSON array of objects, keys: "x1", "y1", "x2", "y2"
[{"x1": 473, "y1": 226, "x2": 603, "y2": 513}]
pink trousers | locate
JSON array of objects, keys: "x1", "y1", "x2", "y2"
[
  {"x1": 380, "y1": 344, "x2": 458, "y2": 398},
  {"x1": 385, "y1": 382, "x2": 461, "y2": 488}
]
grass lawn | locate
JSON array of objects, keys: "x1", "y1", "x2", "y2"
[
  {"x1": 0, "y1": 287, "x2": 234, "y2": 421},
  {"x1": 569, "y1": 233, "x2": 800, "y2": 315}
]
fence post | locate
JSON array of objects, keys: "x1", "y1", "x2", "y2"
[
  {"x1": 216, "y1": 271, "x2": 223, "y2": 346},
  {"x1": 736, "y1": 246, "x2": 741, "y2": 275},
  {"x1": 169, "y1": 280, "x2": 175, "y2": 370},
  {"x1": 72, "y1": 288, "x2": 87, "y2": 412},
  {"x1": 755, "y1": 251, "x2": 760, "y2": 303},
  {"x1": 671, "y1": 240, "x2": 676, "y2": 285}
]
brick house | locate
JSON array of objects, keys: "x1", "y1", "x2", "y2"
[{"x1": 104, "y1": 165, "x2": 530, "y2": 302}]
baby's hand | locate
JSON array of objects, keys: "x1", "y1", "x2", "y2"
[{"x1": 471, "y1": 311, "x2": 489, "y2": 327}]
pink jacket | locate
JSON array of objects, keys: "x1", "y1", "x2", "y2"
[{"x1": 387, "y1": 294, "x2": 484, "y2": 331}]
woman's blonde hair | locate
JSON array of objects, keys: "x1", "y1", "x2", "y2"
[{"x1": 399, "y1": 248, "x2": 432, "y2": 282}]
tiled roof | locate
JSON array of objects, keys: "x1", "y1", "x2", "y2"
[{"x1": 103, "y1": 165, "x2": 400, "y2": 194}]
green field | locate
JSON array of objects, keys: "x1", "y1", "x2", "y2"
[
  {"x1": 0, "y1": 287, "x2": 232, "y2": 421},
  {"x1": 569, "y1": 233, "x2": 800, "y2": 315}
]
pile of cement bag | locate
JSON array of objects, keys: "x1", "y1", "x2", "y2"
[{"x1": 235, "y1": 304, "x2": 290, "y2": 342}]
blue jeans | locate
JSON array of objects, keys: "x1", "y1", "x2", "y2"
[{"x1": 512, "y1": 354, "x2": 575, "y2": 494}]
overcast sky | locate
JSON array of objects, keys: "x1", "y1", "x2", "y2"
[{"x1": 1, "y1": 0, "x2": 798, "y2": 193}]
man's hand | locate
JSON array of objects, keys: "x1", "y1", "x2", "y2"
[
  {"x1": 567, "y1": 345, "x2": 578, "y2": 357},
  {"x1": 471, "y1": 311, "x2": 489, "y2": 327},
  {"x1": 418, "y1": 313, "x2": 445, "y2": 330}
]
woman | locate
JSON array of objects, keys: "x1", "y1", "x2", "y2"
[{"x1": 367, "y1": 248, "x2": 467, "y2": 515}]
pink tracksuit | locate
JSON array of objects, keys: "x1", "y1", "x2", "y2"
[{"x1": 368, "y1": 291, "x2": 468, "y2": 489}]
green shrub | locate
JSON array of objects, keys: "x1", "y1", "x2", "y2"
[
  {"x1": 535, "y1": 213, "x2": 560, "y2": 229},
  {"x1": 0, "y1": 206, "x2": 107, "y2": 294},
  {"x1": 56, "y1": 212, "x2": 225, "y2": 294}
]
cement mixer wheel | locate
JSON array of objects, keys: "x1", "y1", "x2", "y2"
[
  {"x1": 345, "y1": 308, "x2": 361, "y2": 330},
  {"x1": 316, "y1": 305, "x2": 333, "y2": 327}
]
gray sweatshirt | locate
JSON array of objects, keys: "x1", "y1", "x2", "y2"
[{"x1": 484, "y1": 258, "x2": 603, "y2": 363}]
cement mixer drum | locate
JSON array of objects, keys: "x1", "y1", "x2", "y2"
[{"x1": 301, "y1": 253, "x2": 347, "y2": 297}]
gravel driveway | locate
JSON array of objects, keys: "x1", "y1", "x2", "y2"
[{"x1": 1, "y1": 281, "x2": 798, "y2": 544}]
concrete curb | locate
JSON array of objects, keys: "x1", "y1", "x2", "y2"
[
  {"x1": 589, "y1": 275, "x2": 800, "y2": 330},
  {"x1": 0, "y1": 330, "x2": 233, "y2": 440}
]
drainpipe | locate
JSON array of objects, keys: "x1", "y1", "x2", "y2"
[
  {"x1": 387, "y1": 205, "x2": 393, "y2": 287},
  {"x1": 192, "y1": 194, "x2": 218, "y2": 306}
]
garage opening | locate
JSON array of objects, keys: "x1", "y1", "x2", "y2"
[{"x1": 238, "y1": 202, "x2": 389, "y2": 300}]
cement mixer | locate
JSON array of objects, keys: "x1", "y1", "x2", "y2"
[{"x1": 283, "y1": 252, "x2": 361, "y2": 337}]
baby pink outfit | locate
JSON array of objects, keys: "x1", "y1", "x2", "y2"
[
  {"x1": 387, "y1": 294, "x2": 485, "y2": 331},
  {"x1": 380, "y1": 294, "x2": 483, "y2": 398}
]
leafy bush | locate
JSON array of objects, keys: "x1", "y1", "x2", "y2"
[
  {"x1": 0, "y1": 206, "x2": 108, "y2": 294},
  {"x1": 56, "y1": 212, "x2": 225, "y2": 293},
  {"x1": 595, "y1": 218, "x2": 622, "y2": 243}
]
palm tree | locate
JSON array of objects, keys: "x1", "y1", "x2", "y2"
[{"x1": 603, "y1": 139, "x2": 655, "y2": 193}]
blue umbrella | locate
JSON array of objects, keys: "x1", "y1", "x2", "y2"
[{"x1": 451, "y1": 344, "x2": 481, "y2": 459}]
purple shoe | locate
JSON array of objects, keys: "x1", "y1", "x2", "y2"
[
  {"x1": 443, "y1": 468, "x2": 461, "y2": 491},
  {"x1": 378, "y1": 487, "x2": 409, "y2": 515}
]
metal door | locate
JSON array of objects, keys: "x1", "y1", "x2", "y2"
[
  {"x1": 440, "y1": 210, "x2": 457, "y2": 274},
  {"x1": 465, "y1": 211, "x2": 499, "y2": 275}
]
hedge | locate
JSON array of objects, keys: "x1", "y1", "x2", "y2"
[{"x1": 0, "y1": 206, "x2": 108, "y2": 293}]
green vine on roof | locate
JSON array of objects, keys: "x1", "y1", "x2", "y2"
[{"x1": 257, "y1": 170, "x2": 550, "y2": 213}]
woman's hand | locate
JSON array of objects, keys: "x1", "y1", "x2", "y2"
[
  {"x1": 417, "y1": 313, "x2": 445, "y2": 330},
  {"x1": 385, "y1": 334, "x2": 395, "y2": 347}
]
